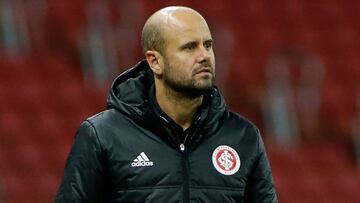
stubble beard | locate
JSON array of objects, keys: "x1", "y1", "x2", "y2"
[{"x1": 163, "y1": 60, "x2": 215, "y2": 99}]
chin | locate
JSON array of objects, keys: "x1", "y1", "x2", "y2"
[{"x1": 196, "y1": 80, "x2": 214, "y2": 89}]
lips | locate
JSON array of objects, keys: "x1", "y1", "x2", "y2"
[{"x1": 195, "y1": 67, "x2": 212, "y2": 74}]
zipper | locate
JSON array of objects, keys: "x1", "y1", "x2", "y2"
[
  {"x1": 157, "y1": 110, "x2": 197, "y2": 202},
  {"x1": 180, "y1": 131, "x2": 190, "y2": 151},
  {"x1": 181, "y1": 143, "x2": 190, "y2": 203},
  {"x1": 180, "y1": 131, "x2": 190, "y2": 203},
  {"x1": 180, "y1": 143, "x2": 185, "y2": 151}
]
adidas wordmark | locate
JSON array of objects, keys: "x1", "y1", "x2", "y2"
[{"x1": 131, "y1": 152, "x2": 154, "y2": 167}]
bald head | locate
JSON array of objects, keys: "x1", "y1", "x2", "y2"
[{"x1": 141, "y1": 6, "x2": 209, "y2": 55}]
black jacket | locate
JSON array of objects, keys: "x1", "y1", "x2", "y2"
[{"x1": 56, "y1": 60, "x2": 278, "y2": 203}]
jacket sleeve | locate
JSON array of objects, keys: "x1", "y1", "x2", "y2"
[
  {"x1": 55, "y1": 121, "x2": 106, "y2": 203},
  {"x1": 244, "y1": 130, "x2": 278, "y2": 203}
]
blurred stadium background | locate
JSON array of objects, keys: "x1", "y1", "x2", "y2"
[{"x1": 1, "y1": 0, "x2": 360, "y2": 202}]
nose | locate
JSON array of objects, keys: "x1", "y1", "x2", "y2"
[{"x1": 197, "y1": 45, "x2": 211, "y2": 63}]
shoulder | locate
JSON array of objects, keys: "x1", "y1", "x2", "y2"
[
  {"x1": 74, "y1": 110, "x2": 127, "y2": 152},
  {"x1": 221, "y1": 111, "x2": 263, "y2": 151},
  {"x1": 227, "y1": 111, "x2": 260, "y2": 134},
  {"x1": 79, "y1": 109, "x2": 134, "y2": 140},
  {"x1": 85, "y1": 109, "x2": 130, "y2": 128}
]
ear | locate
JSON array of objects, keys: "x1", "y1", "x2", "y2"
[{"x1": 145, "y1": 50, "x2": 163, "y2": 76}]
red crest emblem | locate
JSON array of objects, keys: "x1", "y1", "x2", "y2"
[{"x1": 212, "y1": 145, "x2": 241, "y2": 175}]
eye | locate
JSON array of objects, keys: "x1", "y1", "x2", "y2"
[
  {"x1": 181, "y1": 42, "x2": 197, "y2": 51},
  {"x1": 204, "y1": 40, "x2": 213, "y2": 50}
]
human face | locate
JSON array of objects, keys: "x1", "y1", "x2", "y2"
[{"x1": 160, "y1": 12, "x2": 215, "y2": 98}]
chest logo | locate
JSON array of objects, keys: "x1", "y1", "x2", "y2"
[
  {"x1": 131, "y1": 152, "x2": 154, "y2": 167},
  {"x1": 212, "y1": 145, "x2": 240, "y2": 175}
]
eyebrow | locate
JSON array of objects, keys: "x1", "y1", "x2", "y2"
[
  {"x1": 180, "y1": 38, "x2": 213, "y2": 50},
  {"x1": 204, "y1": 39, "x2": 213, "y2": 44},
  {"x1": 180, "y1": 41, "x2": 198, "y2": 50}
]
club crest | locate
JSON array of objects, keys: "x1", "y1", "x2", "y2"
[{"x1": 212, "y1": 145, "x2": 241, "y2": 175}]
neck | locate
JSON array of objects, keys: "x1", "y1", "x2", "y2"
[{"x1": 155, "y1": 82, "x2": 203, "y2": 130}]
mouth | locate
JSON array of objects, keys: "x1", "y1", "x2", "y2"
[{"x1": 195, "y1": 67, "x2": 212, "y2": 74}]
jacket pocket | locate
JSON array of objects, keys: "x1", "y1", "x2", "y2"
[
  {"x1": 190, "y1": 185, "x2": 245, "y2": 203},
  {"x1": 112, "y1": 185, "x2": 182, "y2": 203}
]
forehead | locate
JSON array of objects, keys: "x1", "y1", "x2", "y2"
[{"x1": 162, "y1": 11, "x2": 212, "y2": 44}]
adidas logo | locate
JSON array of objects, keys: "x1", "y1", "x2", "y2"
[{"x1": 131, "y1": 152, "x2": 154, "y2": 167}]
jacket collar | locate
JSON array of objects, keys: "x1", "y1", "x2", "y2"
[{"x1": 106, "y1": 60, "x2": 227, "y2": 144}]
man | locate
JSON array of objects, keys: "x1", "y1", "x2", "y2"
[{"x1": 56, "y1": 6, "x2": 278, "y2": 203}]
